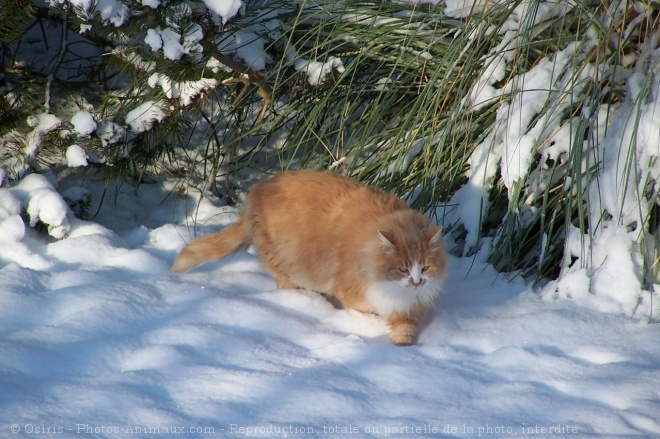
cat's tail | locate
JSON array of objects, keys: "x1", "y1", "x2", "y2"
[{"x1": 171, "y1": 218, "x2": 252, "y2": 272}]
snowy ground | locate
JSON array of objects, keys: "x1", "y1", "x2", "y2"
[{"x1": 1, "y1": 176, "x2": 659, "y2": 439}]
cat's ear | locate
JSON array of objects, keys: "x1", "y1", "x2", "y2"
[
  {"x1": 427, "y1": 227, "x2": 443, "y2": 245},
  {"x1": 378, "y1": 230, "x2": 396, "y2": 248}
]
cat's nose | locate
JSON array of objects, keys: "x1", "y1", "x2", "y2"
[{"x1": 411, "y1": 279, "x2": 424, "y2": 287}]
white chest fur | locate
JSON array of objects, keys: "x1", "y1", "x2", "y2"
[{"x1": 364, "y1": 277, "x2": 442, "y2": 317}]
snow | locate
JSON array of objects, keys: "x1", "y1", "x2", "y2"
[
  {"x1": 545, "y1": 223, "x2": 647, "y2": 315},
  {"x1": 220, "y1": 31, "x2": 272, "y2": 71},
  {"x1": 151, "y1": 28, "x2": 188, "y2": 61},
  {"x1": 202, "y1": 0, "x2": 244, "y2": 25},
  {"x1": 285, "y1": 41, "x2": 345, "y2": 86},
  {"x1": 142, "y1": 0, "x2": 160, "y2": 8},
  {"x1": 440, "y1": 2, "x2": 658, "y2": 319},
  {"x1": 144, "y1": 28, "x2": 164, "y2": 52},
  {"x1": 148, "y1": 73, "x2": 218, "y2": 106},
  {"x1": 24, "y1": 113, "x2": 61, "y2": 159},
  {"x1": 1, "y1": 177, "x2": 659, "y2": 438},
  {"x1": 70, "y1": 111, "x2": 97, "y2": 136},
  {"x1": 11, "y1": 173, "x2": 70, "y2": 239},
  {"x1": 65, "y1": 145, "x2": 89, "y2": 168},
  {"x1": 125, "y1": 101, "x2": 167, "y2": 133},
  {"x1": 444, "y1": 0, "x2": 487, "y2": 18},
  {"x1": 0, "y1": 189, "x2": 23, "y2": 242},
  {"x1": 457, "y1": 40, "x2": 593, "y2": 218},
  {"x1": 539, "y1": 52, "x2": 660, "y2": 315},
  {"x1": 295, "y1": 57, "x2": 345, "y2": 87},
  {"x1": 50, "y1": 0, "x2": 129, "y2": 27},
  {"x1": 96, "y1": 120, "x2": 126, "y2": 147},
  {"x1": 145, "y1": 21, "x2": 203, "y2": 62}
]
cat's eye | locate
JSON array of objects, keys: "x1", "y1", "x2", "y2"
[
  {"x1": 398, "y1": 267, "x2": 408, "y2": 273},
  {"x1": 421, "y1": 265, "x2": 430, "y2": 273}
]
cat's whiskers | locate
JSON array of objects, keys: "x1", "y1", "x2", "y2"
[{"x1": 414, "y1": 278, "x2": 443, "y2": 308}]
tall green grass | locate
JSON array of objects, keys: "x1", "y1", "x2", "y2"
[{"x1": 217, "y1": 0, "x2": 659, "y2": 286}]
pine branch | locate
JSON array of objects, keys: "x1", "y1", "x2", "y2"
[
  {"x1": 201, "y1": 41, "x2": 272, "y2": 123},
  {"x1": 0, "y1": 0, "x2": 33, "y2": 46}
]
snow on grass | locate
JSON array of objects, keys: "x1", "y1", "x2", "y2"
[
  {"x1": 284, "y1": 40, "x2": 345, "y2": 86},
  {"x1": 125, "y1": 101, "x2": 167, "y2": 134},
  {"x1": 294, "y1": 57, "x2": 345, "y2": 87},
  {"x1": 96, "y1": 120, "x2": 126, "y2": 148},
  {"x1": 145, "y1": 25, "x2": 203, "y2": 62},
  {"x1": 220, "y1": 31, "x2": 272, "y2": 72},
  {"x1": 437, "y1": 2, "x2": 659, "y2": 313},
  {"x1": 65, "y1": 145, "x2": 89, "y2": 167},
  {"x1": 11, "y1": 173, "x2": 70, "y2": 239},
  {"x1": 0, "y1": 177, "x2": 659, "y2": 438},
  {"x1": 70, "y1": 111, "x2": 97, "y2": 137},
  {"x1": 49, "y1": 0, "x2": 129, "y2": 27},
  {"x1": 202, "y1": 0, "x2": 244, "y2": 25},
  {"x1": 148, "y1": 73, "x2": 219, "y2": 106},
  {"x1": 447, "y1": 41, "x2": 594, "y2": 254},
  {"x1": 443, "y1": 0, "x2": 486, "y2": 18},
  {"x1": 24, "y1": 113, "x2": 61, "y2": 159}
]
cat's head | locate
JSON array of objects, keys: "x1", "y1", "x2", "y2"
[{"x1": 369, "y1": 212, "x2": 448, "y2": 291}]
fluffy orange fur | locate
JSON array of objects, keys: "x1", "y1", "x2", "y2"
[{"x1": 172, "y1": 171, "x2": 448, "y2": 345}]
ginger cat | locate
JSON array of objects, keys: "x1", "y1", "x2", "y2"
[{"x1": 172, "y1": 171, "x2": 448, "y2": 345}]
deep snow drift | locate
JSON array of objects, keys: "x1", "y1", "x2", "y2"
[{"x1": 1, "y1": 177, "x2": 659, "y2": 438}]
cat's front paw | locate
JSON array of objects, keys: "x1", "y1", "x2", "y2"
[
  {"x1": 387, "y1": 311, "x2": 423, "y2": 346},
  {"x1": 388, "y1": 322, "x2": 416, "y2": 346}
]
